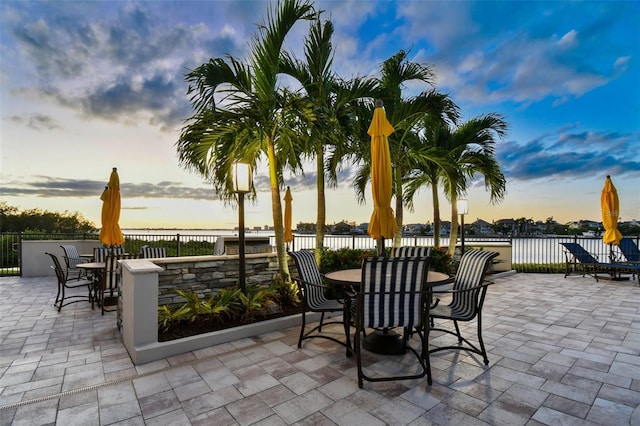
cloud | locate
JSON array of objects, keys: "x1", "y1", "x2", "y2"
[
  {"x1": 396, "y1": 1, "x2": 634, "y2": 107},
  {"x1": 7, "y1": 113, "x2": 61, "y2": 131},
  {"x1": 0, "y1": 175, "x2": 219, "y2": 200},
  {"x1": 498, "y1": 128, "x2": 640, "y2": 181},
  {"x1": 5, "y1": 2, "x2": 249, "y2": 131}
]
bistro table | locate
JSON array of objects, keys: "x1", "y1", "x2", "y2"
[
  {"x1": 77, "y1": 262, "x2": 105, "y2": 308},
  {"x1": 325, "y1": 268, "x2": 450, "y2": 355}
]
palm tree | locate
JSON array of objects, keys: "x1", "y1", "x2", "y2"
[
  {"x1": 437, "y1": 115, "x2": 508, "y2": 255},
  {"x1": 404, "y1": 116, "x2": 460, "y2": 248},
  {"x1": 280, "y1": 18, "x2": 377, "y2": 263},
  {"x1": 352, "y1": 50, "x2": 458, "y2": 249},
  {"x1": 176, "y1": 0, "x2": 317, "y2": 280}
]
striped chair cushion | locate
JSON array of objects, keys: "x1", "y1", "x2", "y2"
[
  {"x1": 449, "y1": 250, "x2": 499, "y2": 319},
  {"x1": 288, "y1": 250, "x2": 327, "y2": 310},
  {"x1": 361, "y1": 257, "x2": 430, "y2": 329},
  {"x1": 393, "y1": 246, "x2": 432, "y2": 258},
  {"x1": 94, "y1": 246, "x2": 124, "y2": 262},
  {"x1": 141, "y1": 246, "x2": 167, "y2": 258}
]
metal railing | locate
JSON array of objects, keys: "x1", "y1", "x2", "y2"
[{"x1": 2, "y1": 231, "x2": 638, "y2": 276}]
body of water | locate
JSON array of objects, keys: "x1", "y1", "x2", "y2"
[{"x1": 123, "y1": 229, "x2": 622, "y2": 265}]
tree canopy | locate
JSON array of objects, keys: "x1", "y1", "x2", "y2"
[{"x1": 0, "y1": 202, "x2": 97, "y2": 233}]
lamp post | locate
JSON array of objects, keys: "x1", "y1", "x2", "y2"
[
  {"x1": 233, "y1": 162, "x2": 252, "y2": 294},
  {"x1": 457, "y1": 199, "x2": 469, "y2": 255}
]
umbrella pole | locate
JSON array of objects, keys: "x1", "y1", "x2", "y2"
[{"x1": 377, "y1": 238, "x2": 385, "y2": 257}]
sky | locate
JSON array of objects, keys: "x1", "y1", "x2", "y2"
[{"x1": 1, "y1": 0, "x2": 639, "y2": 231}]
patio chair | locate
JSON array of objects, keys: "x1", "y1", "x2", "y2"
[
  {"x1": 93, "y1": 246, "x2": 124, "y2": 263},
  {"x1": 288, "y1": 250, "x2": 350, "y2": 351},
  {"x1": 99, "y1": 253, "x2": 138, "y2": 316},
  {"x1": 392, "y1": 246, "x2": 432, "y2": 258},
  {"x1": 429, "y1": 249, "x2": 499, "y2": 365},
  {"x1": 618, "y1": 238, "x2": 640, "y2": 263},
  {"x1": 60, "y1": 244, "x2": 89, "y2": 280},
  {"x1": 46, "y1": 252, "x2": 94, "y2": 312},
  {"x1": 353, "y1": 256, "x2": 432, "y2": 388},
  {"x1": 140, "y1": 245, "x2": 167, "y2": 258},
  {"x1": 560, "y1": 242, "x2": 640, "y2": 282}
]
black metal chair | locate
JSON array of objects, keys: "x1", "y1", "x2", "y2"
[
  {"x1": 288, "y1": 250, "x2": 350, "y2": 350},
  {"x1": 93, "y1": 246, "x2": 124, "y2": 263},
  {"x1": 98, "y1": 253, "x2": 138, "y2": 316},
  {"x1": 429, "y1": 249, "x2": 499, "y2": 365},
  {"x1": 353, "y1": 256, "x2": 432, "y2": 388},
  {"x1": 60, "y1": 244, "x2": 89, "y2": 280},
  {"x1": 46, "y1": 252, "x2": 94, "y2": 312},
  {"x1": 140, "y1": 246, "x2": 167, "y2": 258},
  {"x1": 392, "y1": 246, "x2": 432, "y2": 258}
]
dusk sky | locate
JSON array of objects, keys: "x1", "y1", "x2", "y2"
[{"x1": 1, "y1": 0, "x2": 639, "y2": 230}]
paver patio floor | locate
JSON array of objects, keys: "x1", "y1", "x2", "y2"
[{"x1": 1, "y1": 272, "x2": 639, "y2": 425}]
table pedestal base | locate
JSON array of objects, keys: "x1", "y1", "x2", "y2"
[{"x1": 363, "y1": 328, "x2": 405, "y2": 355}]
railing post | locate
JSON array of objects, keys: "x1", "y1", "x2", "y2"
[
  {"x1": 19, "y1": 231, "x2": 23, "y2": 277},
  {"x1": 352, "y1": 233, "x2": 355, "y2": 250},
  {"x1": 176, "y1": 234, "x2": 181, "y2": 257}
]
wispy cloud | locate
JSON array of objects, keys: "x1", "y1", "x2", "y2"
[
  {"x1": 0, "y1": 176, "x2": 219, "y2": 200},
  {"x1": 498, "y1": 128, "x2": 640, "y2": 181}
]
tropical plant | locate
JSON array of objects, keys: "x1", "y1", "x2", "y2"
[
  {"x1": 175, "y1": 289, "x2": 209, "y2": 322},
  {"x1": 158, "y1": 304, "x2": 191, "y2": 333},
  {"x1": 269, "y1": 275, "x2": 300, "y2": 308},
  {"x1": 440, "y1": 115, "x2": 507, "y2": 254},
  {"x1": 350, "y1": 50, "x2": 458, "y2": 250},
  {"x1": 176, "y1": 0, "x2": 317, "y2": 281},
  {"x1": 238, "y1": 285, "x2": 277, "y2": 321},
  {"x1": 405, "y1": 114, "x2": 507, "y2": 253},
  {"x1": 280, "y1": 18, "x2": 377, "y2": 264}
]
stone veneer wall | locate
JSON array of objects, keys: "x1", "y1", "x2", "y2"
[{"x1": 150, "y1": 252, "x2": 282, "y2": 307}]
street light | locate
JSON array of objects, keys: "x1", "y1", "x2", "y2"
[
  {"x1": 457, "y1": 199, "x2": 469, "y2": 255},
  {"x1": 233, "y1": 162, "x2": 252, "y2": 294}
]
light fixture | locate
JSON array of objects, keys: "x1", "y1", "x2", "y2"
[
  {"x1": 457, "y1": 199, "x2": 469, "y2": 216},
  {"x1": 457, "y1": 199, "x2": 469, "y2": 255},
  {"x1": 233, "y1": 162, "x2": 251, "y2": 193},
  {"x1": 233, "y1": 162, "x2": 252, "y2": 294}
]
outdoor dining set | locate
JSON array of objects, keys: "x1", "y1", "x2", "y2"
[
  {"x1": 288, "y1": 248, "x2": 499, "y2": 388},
  {"x1": 46, "y1": 244, "x2": 168, "y2": 323}
]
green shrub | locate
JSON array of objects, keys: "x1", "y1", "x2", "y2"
[{"x1": 319, "y1": 247, "x2": 377, "y2": 273}]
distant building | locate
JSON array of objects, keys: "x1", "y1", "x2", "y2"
[{"x1": 472, "y1": 219, "x2": 493, "y2": 235}]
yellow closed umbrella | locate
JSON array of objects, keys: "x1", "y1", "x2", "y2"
[
  {"x1": 99, "y1": 167, "x2": 125, "y2": 247},
  {"x1": 367, "y1": 101, "x2": 398, "y2": 245},
  {"x1": 601, "y1": 175, "x2": 623, "y2": 252},
  {"x1": 601, "y1": 175, "x2": 622, "y2": 247},
  {"x1": 284, "y1": 186, "x2": 293, "y2": 249}
]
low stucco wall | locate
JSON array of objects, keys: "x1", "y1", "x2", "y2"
[{"x1": 21, "y1": 240, "x2": 104, "y2": 277}]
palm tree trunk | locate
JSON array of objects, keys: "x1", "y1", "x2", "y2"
[
  {"x1": 432, "y1": 182, "x2": 441, "y2": 247},
  {"x1": 315, "y1": 148, "x2": 325, "y2": 265},
  {"x1": 448, "y1": 194, "x2": 459, "y2": 256},
  {"x1": 393, "y1": 167, "x2": 403, "y2": 251},
  {"x1": 267, "y1": 140, "x2": 289, "y2": 280}
]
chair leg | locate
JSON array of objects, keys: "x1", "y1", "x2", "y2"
[
  {"x1": 453, "y1": 320, "x2": 462, "y2": 343},
  {"x1": 57, "y1": 286, "x2": 65, "y2": 312},
  {"x1": 318, "y1": 312, "x2": 325, "y2": 332},
  {"x1": 54, "y1": 282, "x2": 62, "y2": 308},
  {"x1": 477, "y1": 312, "x2": 489, "y2": 365}
]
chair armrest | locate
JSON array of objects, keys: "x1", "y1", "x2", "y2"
[
  {"x1": 293, "y1": 277, "x2": 346, "y2": 304},
  {"x1": 431, "y1": 280, "x2": 494, "y2": 295}
]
